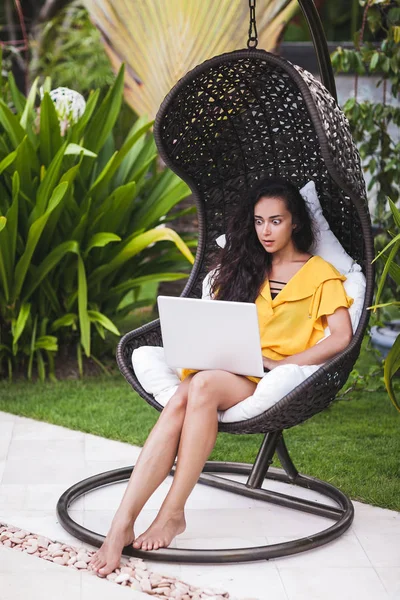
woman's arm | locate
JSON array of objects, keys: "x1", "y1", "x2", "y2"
[{"x1": 263, "y1": 307, "x2": 353, "y2": 370}]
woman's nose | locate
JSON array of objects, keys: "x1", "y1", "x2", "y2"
[{"x1": 263, "y1": 222, "x2": 271, "y2": 236}]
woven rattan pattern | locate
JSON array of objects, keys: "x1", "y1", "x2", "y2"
[
  {"x1": 116, "y1": 50, "x2": 374, "y2": 434},
  {"x1": 293, "y1": 65, "x2": 366, "y2": 200}
]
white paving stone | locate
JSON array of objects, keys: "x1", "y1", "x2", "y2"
[
  {"x1": 0, "y1": 460, "x2": 6, "y2": 483},
  {"x1": 6, "y1": 438, "x2": 85, "y2": 461},
  {"x1": 270, "y1": 532, "x2": 371, "y2": 568},
  {"x1": 355, "y1": 533, "x2": 400, "y2": 568},
  {"x1": 24, "y1": 483, "x2": 84, "y2": 511},
  {"x1": 0, "y1": 411, "x2": 17, "y2": 423},
  {"x1": 352, "y1": 501, "x2": 400, "y2": 534},
  {"x1": 279, "y1": 566, "x2": 388, "y2": 600},
  {"x1": 1, "y1": 455, "x2": 88, "y2": 485},
  {"x1": 85, "y1": 433, "x2": 141, "y2": 462},
  {"x1": 11, "y1": 417, "x2": 84, "y2": 440},
  {"x1": 0, "y1": 484, "x2": 26, "y2": 511},
  {"x1": 375, "y1": 567, "x2": 400, "y2": 598},
  {"x1": 0, "y1": 421, "x2": 14, "y2": 461},
  {"x1": 180, "y1": 561, "x2": 288, "y2": 600}
]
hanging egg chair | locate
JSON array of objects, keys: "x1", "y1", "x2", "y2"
[{"x1": 58, "y1": 0, "x2": 375, "y2": 563}]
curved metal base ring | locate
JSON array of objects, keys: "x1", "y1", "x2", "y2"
[{"x1": 57, "y1": 461, "x2": 354, "y2": 564}]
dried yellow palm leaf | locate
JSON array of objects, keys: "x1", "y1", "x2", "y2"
[{"x1": 84, "y1": 0, "x2": 299, "y2": 118}]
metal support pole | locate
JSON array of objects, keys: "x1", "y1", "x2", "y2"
[
  {"x1": 297, "y1": 0, "x2": 337, "y2": 101},
  {"x1": 276, "y1": 435, "x2": 299, "y2": 481},
  {"x1": 246, "y1": 431, "x2": 282, "y2": 489}
]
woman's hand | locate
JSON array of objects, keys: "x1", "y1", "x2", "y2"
[{"x1": 262, "y1": 356, "x2": 282, "y2": 371}]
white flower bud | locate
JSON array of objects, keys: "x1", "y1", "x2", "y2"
[{"x1": 47, "y1": 87, "x2": 86, "y2": 132}]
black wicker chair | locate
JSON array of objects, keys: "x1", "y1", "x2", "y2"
[{"x1": 57, "y1": 2, "x2": 374, "y2": 564}]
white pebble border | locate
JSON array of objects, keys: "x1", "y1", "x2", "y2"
[{"x1": 0, "y1": 523, "x2": 256, "y2": 600}]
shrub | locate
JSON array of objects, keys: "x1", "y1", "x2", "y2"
[{"x1": 0, "y1": 64, "x2": 194, "y2": 380}]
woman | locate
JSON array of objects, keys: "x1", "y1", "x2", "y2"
[{"x1": 90, "y1": 177, "x2": 353, "y2": 575}]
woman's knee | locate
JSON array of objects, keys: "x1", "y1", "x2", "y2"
[
  {"x1": 188, "y1": 371, "x2": 221, "y2": 409},
  {"x1": 164, "y1": 389, "x2": 188, "y2": 413}
]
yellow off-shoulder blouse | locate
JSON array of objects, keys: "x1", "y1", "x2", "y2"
[{"x1": 181, "y1": 255, "x2": 354, "y2": 383}]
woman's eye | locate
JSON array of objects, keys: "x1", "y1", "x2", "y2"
[
  {"x1": 272, "y1": 219, "x2": 281, "y2": 225},
  {"x1": 255, "y1": 219, "x2": 263, "y2": 225}
]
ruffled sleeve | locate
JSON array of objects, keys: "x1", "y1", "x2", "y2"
[{"x1": 312, "y1": 278, "x2": 354, "y2": 330}]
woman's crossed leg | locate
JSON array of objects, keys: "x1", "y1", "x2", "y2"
[{"x1": 90, "y1": 370, "x2": 256, "y2": 574}]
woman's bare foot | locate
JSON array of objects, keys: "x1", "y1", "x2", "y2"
[
  {"x1": 90, "y1": 518, "x2": 135, "y2": 575},
  {"x1": 133, "y1": 510, "x2": 186, "y2": 551}
]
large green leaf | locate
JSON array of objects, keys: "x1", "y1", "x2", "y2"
[
  {"x1": 384, "y1": 334, "x2": 400, "y2": 413},
  {"x1": 27, "y1": 314, "x2": 38, "y2": 380},
  {"x1": 41, "y1": 162, "x2": 84, "y2": 250},
  {"x1": 39, "y1": 92, "x2": 63, "y2": 166},
  {"x1": 20, "y1": 77, "x2": 39, "y2": 130},
  {"x1": 0, "y1": 217, "x2": 9, "y2": 301},
  {"x1": 0, "y1": 100, "x2": 26, "y2": 148},
  {"x1": 77, "y1": 255, "x2": 90, "y2": 356},
  {"x1": 373, "y1": 238, "x2": 400, "y2": 309},
  {"x1": 373, "y1": 231, "x2": 400, "y2": 264},
  {"x1": 90, "y1": 181, "x2": 136, "y2": 235},
  {"x1": 32, "y1": 142, "x2": 68, "y2": 222},
  {"x1": 13, "y1": 136, "x2": 40, "y2": 193},
  {"x1": 85, "y1": 232, "x2": 121, "y2": 255},
  {"x1": 88, "y1": 226, "x2": 194, "y2": 286},
  {"x1": 23, "y1": 240, "x2": 80, "y2": 301},
  {"x1": 8, "y1": 72, "x2": 26, "y2": 115},
  {"x1": 13, "y1": 181, "x2": 69, "y2": 300},
  {"x1": 7, "y1": 172, "x2": 19, "y2": 273},
  {"x1": 82, "y1": 64, "x2": 125, "y2": 154},
  {"x1": 11, "y1": 302, "x2": 31, "y2": 355},
  {"x1": 69, "y1": 88, "x2": 100, "y2": 144},
  {"x1": 114, "y1": 116, "x2": 153, "y2": 187},
  {"x1": 88, "y1": 120, "x2": 153, "y2": 197},
  {"x1": 35, "y1": 335, "x2": 58, "y2": 351},
  {"x1": 134, "y1": 177, "x2": 191, "y2": 232},
  {"x1": 65, "y1": 143, "x2": 97, "y2": 158},
  {"x1": 0, "y1": 174, "x2": 19, "y2": 302},
  {"x1": 389, "y1": 198, "x2": 400, "y2": 230},
  {"x1": 51, "y1": 313, "x2": 78, "y2": 331},
  {"x1": 0, "y1": 150, "x2": 17, "y2": 175},
  {"x1": 104, "y1": 272, "x2": 188, "y2": 300},
  {"x1": 87, "y1": 310, "x2": 120, "y2": 335},
  {"x1": 125, "y1": 136, "x2": 157, "y2": 190}
]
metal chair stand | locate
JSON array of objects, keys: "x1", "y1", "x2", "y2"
[{"x1": 57, "y1": 431, "x2": 354, "y2": 564}]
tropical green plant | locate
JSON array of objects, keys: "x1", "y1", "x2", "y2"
[
  {"x1": 0, "y1": 63, "x2": 194, "y2": 381},
  {"x1": 84, "y1": 0, "x2": 300, "y2": 118},
  {"x1": 331, "y1": 0, "x2": 400, "y2": 228},
  {"x1": 29, "y1": 3, "x2": 115, "y2": 96},
  {"x1": 370, "y1": 198, "x2": 400, "y2": 412}
]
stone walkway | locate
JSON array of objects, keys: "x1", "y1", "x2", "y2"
[{"x1": 0, "y1": 411, "x2": 399, "y2": 599}]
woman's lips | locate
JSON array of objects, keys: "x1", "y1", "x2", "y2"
[{"x1": 263, "y1": 240, "x2": 274, "y2": 246}]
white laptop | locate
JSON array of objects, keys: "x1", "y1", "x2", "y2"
[{"x1": 157, "y1": 296, "x2": 264, "y2": 378}]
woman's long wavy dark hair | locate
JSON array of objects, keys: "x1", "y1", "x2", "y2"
[{"x1": 210, "y1": 177, "x2": 315, "y2": 303}]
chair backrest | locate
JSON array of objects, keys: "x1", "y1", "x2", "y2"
[{"x1": 154, "y1": 50, "x2": 374, "y2": 317}]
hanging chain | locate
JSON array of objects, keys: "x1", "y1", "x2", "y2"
[{"x1": 247, "y1": 0, "x2": 258, "y2": 49}]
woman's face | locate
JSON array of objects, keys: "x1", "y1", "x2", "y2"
[{"x1": 254, "y1": 195, "x2": 296, "y2": 254}]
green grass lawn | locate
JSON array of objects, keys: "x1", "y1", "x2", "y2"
[{"x1": 1, "y1": 341, "x2": 399, "y2": 511}]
